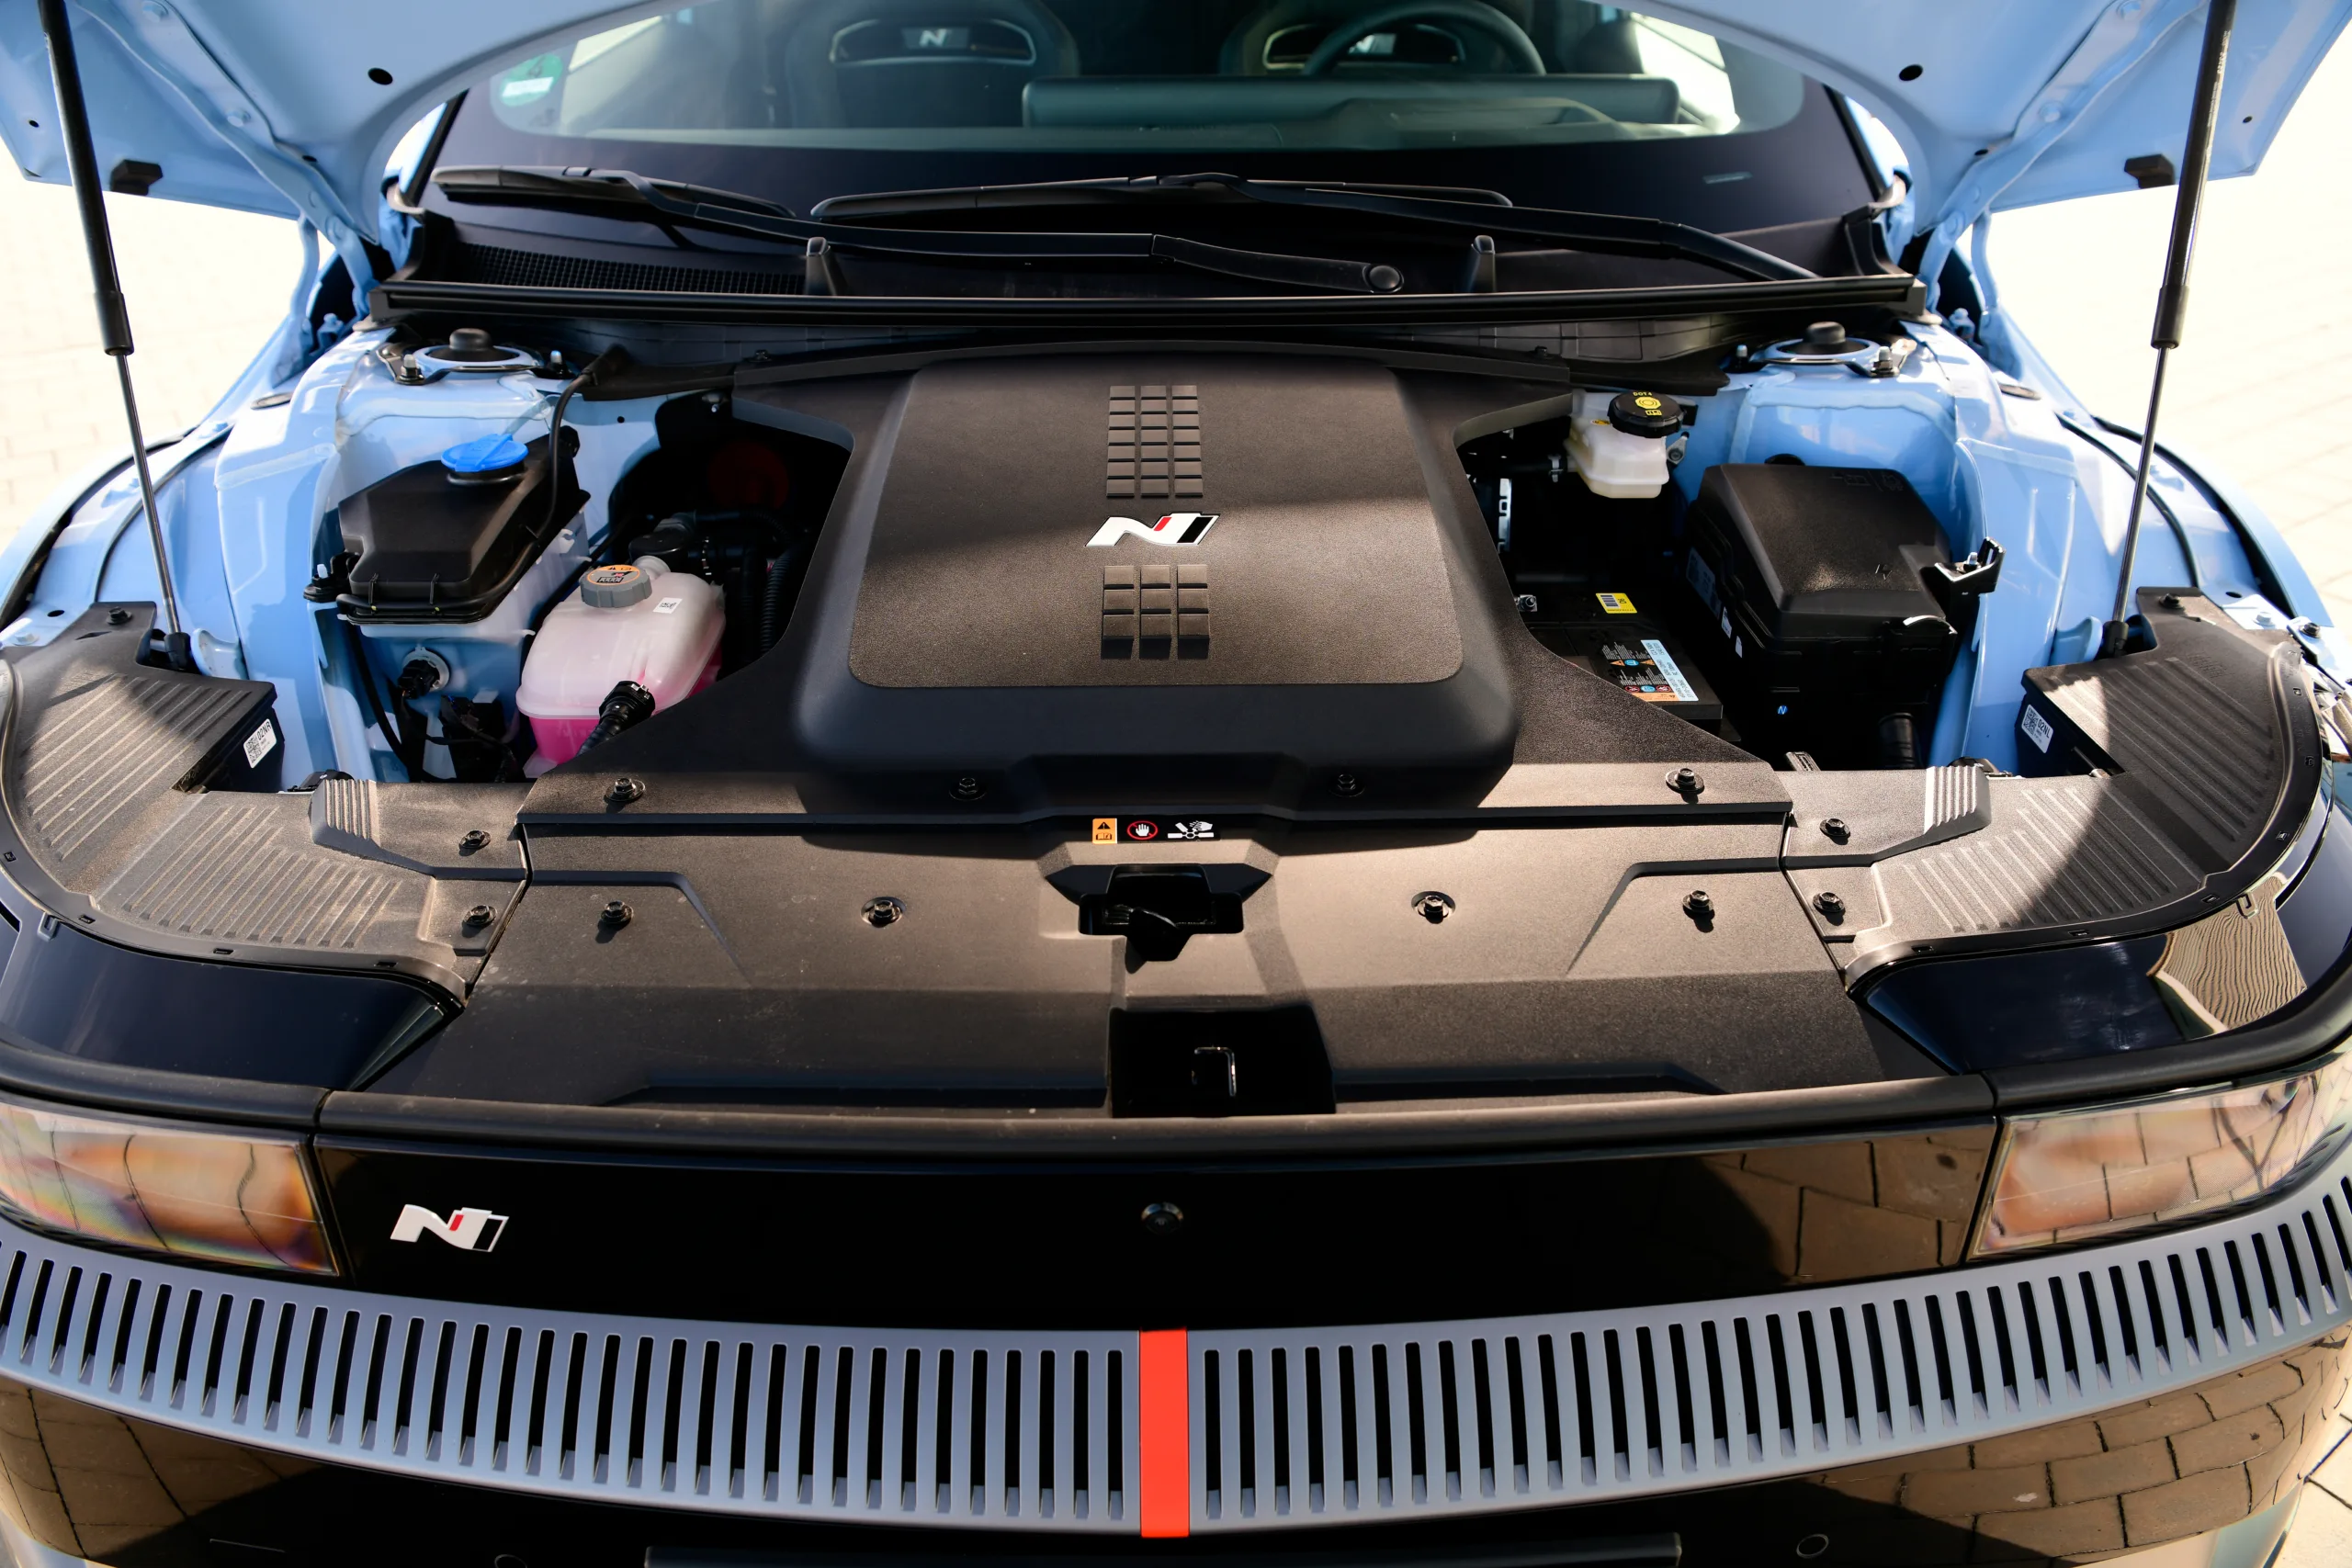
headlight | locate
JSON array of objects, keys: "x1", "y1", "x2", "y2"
[
  {"x1": 0, "y1": 1095, "x2": 334, "y2": 1274},
  {"x1": 1972, "y1": 1050, "x2": 2352, "y2": 1257}
]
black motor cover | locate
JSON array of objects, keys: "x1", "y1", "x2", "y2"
[{"x1": 786, "y1": 356, "x2": 1517, "y2": 781}]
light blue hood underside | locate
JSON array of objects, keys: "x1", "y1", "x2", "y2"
[{"x1": 0, "y1": 0, "x2": 2346, "y2": 289}]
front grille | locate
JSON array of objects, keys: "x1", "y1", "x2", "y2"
[
  {"x1": 0, "y1": 1253, "x2": 1134, "y2": 1532},
  {"x1": 0, "y1": 1146, "x2": 2346, "y2": 1537},
  {"x1": 1186, "y1": 1163, "x2": 2352, "y2": 1531},
  {"x1": 440, "y1": 241, "x2": 805, "y2": 297}
]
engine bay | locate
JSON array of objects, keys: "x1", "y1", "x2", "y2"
[{"x1": 0, "y1": 304, "x2": 2340, "y2": 1115}]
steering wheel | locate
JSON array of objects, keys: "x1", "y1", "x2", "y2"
[{"x1": 1301, "y1": 1, "x2": 1546, "y2": 74}]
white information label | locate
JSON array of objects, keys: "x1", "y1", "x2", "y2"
[
  {"x1": 653, "y1": 597, "x2": 684, "y2": 615},
  {"x1": 242, "y1": 716, "x2": 278, "y2": 770},
  {"x1": 1641, "y1": 639, "x2": 1699, "y2": 703},
  {"x1": 2020, "y1": 704, "x2": 2054, "y2": 753}
]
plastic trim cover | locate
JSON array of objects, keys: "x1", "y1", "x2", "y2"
[{"x1": 0, "y1": 1134, "x2": 2344, "y2": 1536}]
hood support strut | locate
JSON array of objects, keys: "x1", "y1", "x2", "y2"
[
  {"x1": 2103, "y1": 0, "x2": 2237, "y2": 658},
  {"x1": 36, "y1": 0, "x2": 188, "y2": 670}
]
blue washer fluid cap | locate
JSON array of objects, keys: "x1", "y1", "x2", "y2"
[{"x1": 440, "y1": 434, "x2": 529, "y2": 480}]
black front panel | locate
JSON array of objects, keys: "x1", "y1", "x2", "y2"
[{"x1": 313, "y1": 1125, "x2": 1993, "y2": 1329}]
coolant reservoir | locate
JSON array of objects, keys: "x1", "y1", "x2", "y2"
[
  {"x1": 517, "y1": 561, "x2": 722, "y2": 773},
  {"x1": 1565, "y1": 389, "x2": 1680, "y2": 500}
]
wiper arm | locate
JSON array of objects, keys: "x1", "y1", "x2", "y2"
[
  {"x1": 429, "y1": 165, "x2": 1405, "y2": 294},
  {"x1": 811, "y1": 174, "x2": 1514, "y2": 218},
  {"x1": 435, "y1": 164, "x2": 799, "y2": 220},
  {"x1": 816, "y1": 172, "x2": 1812, "y2": 284}
]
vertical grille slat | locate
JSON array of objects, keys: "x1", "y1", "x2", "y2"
[
  {"x1": 79, "y1": 1271, "x2": 117, "y2": 1387},
  {"x1": 1251, "y1": 1340, "x2": 1280, "y2": 1514}
]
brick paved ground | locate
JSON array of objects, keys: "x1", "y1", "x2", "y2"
[{"x1": 6, "y1": 36, "x2": 2352, "y2": 1567}]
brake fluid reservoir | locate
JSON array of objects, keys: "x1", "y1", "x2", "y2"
[
  {"x1": 517, "y1": 562, "x2": 723, "y2": 773},
  {"x1": 1565, "y1": 389, "x2": 1680, "y2": 499}
]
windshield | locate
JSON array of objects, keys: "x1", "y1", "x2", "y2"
[{"x1": 435, "y1": 1, "x2": 1870, "y2": 235}]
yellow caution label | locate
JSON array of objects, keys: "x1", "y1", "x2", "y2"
[
  {"x1": 1092, "y1": 818, "x2": 1116, "y2": 843},
  {"x1": 1596, "y1": 592, "x2": 1637, "y2": 615},
  {"x1": 1633, "y1": 394, "x2": 1664, "y2": 412}
]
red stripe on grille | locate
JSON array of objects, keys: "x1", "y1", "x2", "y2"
[{"x1": 1138, "y1": 1328, "x2": 1190, "y2": 1537}]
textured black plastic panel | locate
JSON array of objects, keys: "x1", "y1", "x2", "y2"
[{"x1": 847, "y1": 359, "x2": 1461, "y2": 690}]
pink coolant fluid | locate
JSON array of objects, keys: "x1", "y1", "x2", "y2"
[{"x1": 517, "y1": 561, "x2": 723, "y2": 773}]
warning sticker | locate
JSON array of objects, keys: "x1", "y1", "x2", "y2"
[
  {"x1": 2020, "y1": 704, "x2": 2055, "y2": 753},
  {"x1": 242, "y1": 717, "x2": 277, "y2": 770},
  {"x1": 1125, "y1": 820, "x2": 1161, "y2": 841},
  {"x1": 1598, "y1": 638, "x2": 1698, "y2": 705},
  {"x1": 1596, "y1": 591, "x2": 1637, "y2": 615},
  {"x1": 1091, "y1": 818, "x2": 1116, "y2": 843}
]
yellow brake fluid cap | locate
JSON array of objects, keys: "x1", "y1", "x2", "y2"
[{"x1": 1607, "y1": 389, "x2": 1684, "y2": 439}]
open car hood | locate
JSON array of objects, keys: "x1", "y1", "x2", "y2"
[{"x1": 0, "y1": 0, "x2": 2345, "y2": 287}]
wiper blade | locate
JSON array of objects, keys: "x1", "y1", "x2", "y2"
[
  {"x1": 811, "y1": 174, "x2": 1514, "y2": 218},
  {"x1": 429, "y1": 165, "x2": 1405, "y2": 294},
  {"x1": 435, "y1": 164, "x2": 798, "y2": 220},
  {"x1": 817, "y1": 172, "x2": 1811, "y2": 284}
]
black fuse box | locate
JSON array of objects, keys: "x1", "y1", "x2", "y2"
[{"x1": 1681, "y1": 464, "x2": 1958, "y2": 764}]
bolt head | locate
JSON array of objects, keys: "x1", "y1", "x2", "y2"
[
  {"x1": 458, "y1": 829, "x2": 492, "y2": 854},
  {"x1": 1333, "y1": 773, "x2": 1364, "y2": 797},
  {"x1": 605, "y1": 776, "x2": 645, "y2": 805},
  {"x1": 1140, "y1": 1201, "x2": 1185, "y2": 1235},
  {"x1": 462, "y1": 903, "x2": 494, "y2": 930},
  {"x1": 1820, "y1": 817, "x2": 1850, "y2": 843},
  {"x1": 950, "y1": 775, "x2": 985, "y2": 802},
  {"x1": 1683, "y1": 889, "x2": 1714, "y2": 919},
  {"x1": 598, "y1": 899, "x2": 632, "y2": 930},
  {"x1": 1412, "y1": 891, "x2": 1455, "y2": 924},
  {"x1": 1812, "y1": 890, "x2": 1847, "y2": 923},
  {"x1": 1514, "y1": 593, "x2": 1539, "y2": 615},
  {"x1": 1668, "y1": 766, "x2": 1705, "y2": 798},
  {"x1": 106, "y1": 607, "x2": 132, "y2": 626},
  {"x1": 863, "y1": 897, "x2": 905, "y2": 928}
]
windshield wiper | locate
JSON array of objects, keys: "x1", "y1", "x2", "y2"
[
  {"x1": 813, "y1": 172, "x2": 1812, "y2": 283},
  {"x1": 435, "y1": 164, "x2": 799, "y2": 220},
  {"x1": 430, "y1": 165, "x2": 1407, "y2": 294}
]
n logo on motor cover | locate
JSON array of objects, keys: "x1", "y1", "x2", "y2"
[
  {"x1": 390, "y1": 1204, "x2": 508, "y2": 1252},
  {"x1": 1089, "y1": 513, "x2": 1216, "y2": 547}
]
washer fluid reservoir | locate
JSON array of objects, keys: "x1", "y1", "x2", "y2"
[
  {"x1": 1566, "y1": 389, "x2": 1680, "y2": 499},
  {"x1": 517, "y1": 561, "x2": 722, "y2": 773}
]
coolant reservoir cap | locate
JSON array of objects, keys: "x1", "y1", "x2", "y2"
[
  {"x1": 1607, "y1": 390, "x2": 1682, "y2": 438},
  {"x1": 580, "y1": 564, "x2": 654, "y2": 608},
  {"x1": 440, "y1": 434, "x2": 528, "y2": 483}
]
